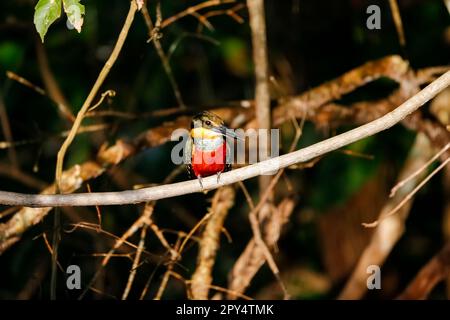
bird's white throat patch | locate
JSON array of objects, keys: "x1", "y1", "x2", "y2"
[{"x1": 193, "y1": 137, "x2": 224, "y2": 151}]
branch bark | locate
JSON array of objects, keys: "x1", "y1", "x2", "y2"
[
  {"x1": 246, "y1": 0, "x2": 286, "y2": 297},
  {"x1": 397, "y1": 241, "x2": 450, "y2": 299},
  {"x1": 0, "y1": 57, "x2": 446, "y2": 254},
  {"x1": 36, "y1": 40, "x2": 75, "y2": 122},
  {"x1": 228, "y1": 197, "x2": 295, "y2": 298},
  {"x1": 55, "y1": 0, "x2": 137, "y2": 190},
  {"x1": 191, "y1": 186, "x2": 235, "y2": 299},
  {"x1": 338, "y1": 132, "x2": 434, "y2": 299},
  {"x1": 0, "y1": 70, "x2": 447, "y2": 207},
  {"x1": 247, "y1": 0, "x2": 271, "y2": 201},
  {"x1": 141, "y1": 3, "x2": 185, "y2": 108}
]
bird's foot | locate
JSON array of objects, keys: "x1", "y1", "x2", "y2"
[
  {"x1": 197, "y1": 175, "x2": 208, "y2": 194},
  {"x1": 216, "y1": 171, "x2": 222, "y2": 184},
  {"x1": 197, "y1": 175, "x2": 204, "y2": 190}
]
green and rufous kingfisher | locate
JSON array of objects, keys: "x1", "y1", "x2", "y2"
[{"x1": 184, "y1": 111, "x2": 240, "y2": 189}]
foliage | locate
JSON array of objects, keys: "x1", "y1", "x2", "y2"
[{"x1": 34, "y1": 0, "x2": 85, "y2": 42}]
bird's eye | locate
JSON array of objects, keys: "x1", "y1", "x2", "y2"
[{"x1": 205, "y1": 120, "x2": 212, "y2": 126}]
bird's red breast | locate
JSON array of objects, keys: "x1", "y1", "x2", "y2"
[{"x1": 191, "y1": 141, "x2": 227, "y2": 178}]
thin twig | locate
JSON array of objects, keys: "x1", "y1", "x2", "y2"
[
  {"x1": 397, "y1": 241, "x2": 450, "y2": 299},
  {"x1": 178, "y1": 212, "x2": 213, "y2": 256},
  {"x1": 167, "y1": 32, "x2": 220, "y2": 61},
  {"x1": 153, "y1": 238, "x2": 181, "y2": 300},
  {"x1": 388, "y1": 0, "x2": 406, "y2": 48},
  {"x1": 202, "y1": 3, "x2": 245, "y2": 24},
  {"x1": 0, "y1": 58, "x2": 446, "y2": 257},
  {"x1": 139, "y1": 259, "x2": 161, "y2": 300},
  {"x1": 85, "y1": 165, "x2": 183, "y2": 299},
  {"x1": 0, "y1": 207, "x2": 19, "y2": 220},
  {"x1": 338, "y1": 133, "x2": 434, "y2": 299},
  {"x1": 242, "y1": 116, "x2": 303, "y2": 299},
  {"x1": 55, "y1": 0, "x2": 137, "y2": 190},
  {"x1": 6, "y1": 71, "x2": 46, "y2": 95},
  {"x1": 228, "y1": 197, "x2": 295, "y2": 298},
  {"x1": 190, "y1": 186, "x2": 235, "y2": 299},
  {"x1": 229, "y1": 116, "x2": 303, "y2": 299},
  {"x1": 50, "y1": 2, "x2": 138, "y2": 299},
  {"x1": 363, "y1": 155, "x2": 450, "y2": 228},
  {"x1": 160, "y1": 0, "x2": 236, "y2": 29},
  {"x1": 149, "y1": 222, "x2": 179, "y2": 259},
  {"x1": 68, "y1": 222, "x2": 161, "y2": 259},
  {"x1": 41, "y1": 233, "x2": 64, "y2": 272},
  {"x1": 246, "y1": 1, "x2": 282, "y2": 297},
  {"x1": 142, "y1": 3, "x2": 185, "y2": 108},
  {"x1": 197, "y1": 3, "x2": 245, "y2": 33},
  {"x1": 247, "y1": 0, "x2": 272, "y2": 220},
  {"x1": 0, "y1": 124, "x2": 110, "y2": 150},
  {"x1": 238, "y1": 181, "x2": 255, "y2": 210},
  {"x1": 248, "y1": 205, "x2": 289, "y2": 298},
  {"x1": 187, "y1": 281, "x2": 253, "y2": 300},
  {"x1": 390, "y1": 142, "x2": 450, "y2": 197},
  {"x1": 121, "y1": 225, "x2": 147, "y2": 300},
  {"x1": 88, "y1": 90, "x2": 116, "y2": 112},
  {"x1": 0, "y1": 92, "x2": 18, "y2": 167},
  {"x1": 79, "y1": 205, "x2": 154, "y2": 300},
  {"x1": 35, "y1": 40, "x2": 75, "y2": 122}
]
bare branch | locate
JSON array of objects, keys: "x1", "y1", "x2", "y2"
[
  {"x1": 338, "y1": 133, "x2": 434, "y2": 299},
  {"x1": 55, "y1": 0, "x2": 137, "y2": 191},
  {"x1": 228, "y1": 197, "x2": 295, "y2": 298},
  {"x1": 0, "y1": 92, "x2": 19, "y2": 167},
  {"x1": 397, "y1": 241, "x2": 450, "y2": 299},
  {"x1": 160, "y1": 0, "x2": 236, "y2": 29},
  {"x1": 0, "y1": 70, "x2": 446, "y2": 207},
  {"x1": 0, "y1": 57, "x2": 446, "y2": 255},
  {"x1": 247, "y1": 0, "x2": 272, "y2": 217},
  {"x1": 388, "y1": 0, "x2": 406, "y2": 48},
  {"x1": 142, "y1": 3, "x2": 185, "y2": 108},
  {"x1": 35, "y1": 40, "x2": 75, "y2": 122},
  {"x1": 190, "y1": 186, "x2": 235, "y2": 299}
]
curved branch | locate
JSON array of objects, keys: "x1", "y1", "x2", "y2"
[
  {"x1": 397, "y1": 241, "x2": 450, "y2": 300},
  {"x1": 0, "y1": 70, "x2": 448, "y2": 208},
  {"x1": 191, "y1": 186, "x2": 235, "y2": 299}
]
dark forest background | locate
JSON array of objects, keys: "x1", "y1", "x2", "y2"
[{"x1": 0, "y1": 0, "x2": 449, "y2": 299}]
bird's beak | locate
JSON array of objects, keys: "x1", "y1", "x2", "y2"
[{"x1": 211, "y1": 125, "x2": 244, "y2": 141}]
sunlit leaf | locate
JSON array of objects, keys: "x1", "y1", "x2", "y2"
[
  {"x1": 63, "y1": 0, "x2": 85, "y2": 33},
  {"x1": 34, "y1": 0, "x2": 62, "y2": 42}
]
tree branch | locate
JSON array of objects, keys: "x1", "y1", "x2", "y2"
[
  {"x1": 338, "y1": 133, "x2": 434, "y2": 299},
  {"x1": 191, "y1": 186, "x2": 235, "y2": 299},
  {"x1": 0, "y1": 70, "x2": 447, "y2": 207},
  {"x1": 397, "y1": 241, "x2": 450, "y2": 299},
  {"x1": 55, "y1": 0, "x2": 137, "y2": 190},
  {"x1": 141, "y1": 3, "x2": 185, "y2": 108}
]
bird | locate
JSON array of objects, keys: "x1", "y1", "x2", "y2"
[{"x1": 184, "y1": 111, "x2": 240, "y2": 189}]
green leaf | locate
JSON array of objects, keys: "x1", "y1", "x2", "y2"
[
  {"x1": 34, "y1": 0, "x2": 62, "y2": 42},
  {"x1": 63, "y1": 0, "x2": 85, "y2": 33}
]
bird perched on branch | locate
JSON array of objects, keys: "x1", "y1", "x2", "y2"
[{"x1": 184, "y1": 111, "x2": 240, "y2": 189}]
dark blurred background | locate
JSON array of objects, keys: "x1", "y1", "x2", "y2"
[{"x1": 0, "y1": 0, "x2": 449, "y2": 299}]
